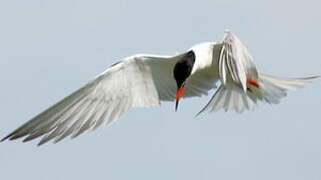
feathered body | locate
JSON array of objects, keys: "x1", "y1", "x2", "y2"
[{"x1": 2, "y1": 31, "x2": 318, "y2": 145}]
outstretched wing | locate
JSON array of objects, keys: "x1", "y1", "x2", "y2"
[
  {"x1": 2, "y1": 54, "x2": 176, "y2": 145},
  {"x1": 2, "y1": 53, "x2": 215, "y2": 145}
]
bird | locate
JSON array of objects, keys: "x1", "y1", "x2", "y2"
[{"x1": 1, "y1": 31, "x2": 318, "y2": 145}]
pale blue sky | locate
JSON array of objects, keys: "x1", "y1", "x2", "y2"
[{"x1": 1, "y1": 0, "x2": 321, "y2": 180}]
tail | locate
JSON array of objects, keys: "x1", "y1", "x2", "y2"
[
  {"x1": 256, "y1": 74, "x2": 318, "y2": 104},
  {"x1": 198, "y1": 74, "x2": 319, "y2": 114}
]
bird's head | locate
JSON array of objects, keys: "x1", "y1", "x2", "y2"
[{"x1": 173, "y1": 50, "x2": 196, "y2": 111}]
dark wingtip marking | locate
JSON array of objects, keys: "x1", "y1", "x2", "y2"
[
  {"x1": 1, "y1": 132, "x2": 16, "y2": 142},
  {"x1": 1, "y1": 136, "x2": 9, "y2": 142},
  {"x1": 1, "y1": 131, "x2": 29, "y2": 142}
]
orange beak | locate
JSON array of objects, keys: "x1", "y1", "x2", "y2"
[{"x1": 175, "y1": 84, "x2": 185, "y2": 111}]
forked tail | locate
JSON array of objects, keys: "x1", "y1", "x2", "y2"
[{"x1": 198, "y1": 74, "x2": 319, "y2": 114}]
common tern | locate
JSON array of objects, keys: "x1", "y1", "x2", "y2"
[{"x1": 2, "y1": 31, "x2": 318, "y2": 145}]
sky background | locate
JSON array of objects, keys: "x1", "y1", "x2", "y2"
[{"x1": 1, "y1": 0, "x2": 321, "y2": 180}]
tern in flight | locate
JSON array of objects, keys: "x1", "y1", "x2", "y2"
[{"x1": 2, "y1": 31, "x2": 318, "y2": 145}]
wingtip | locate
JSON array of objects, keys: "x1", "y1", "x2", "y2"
[
  {"x1": 1, "y1": 133, "x2": 13, "y2": 142},
  {"x1": 299, "y1": 75, "x2": 320, "y2": 83},
  {"x1": 310, "y1": 75, "x2": 320, "y2": 80},
  {"x1": 22, "y1": 137, "x2": 32, "y2": 143},
  {"x1": 0, "y1": 136, "x2": 8, "y2": 142},
  {"x1": 195, "y1": 111, "x2": 203, "y2": 117},
  {"x1": 37, "y1": 142, "x2": 44, "y2": 147},
  {"x1": 37, "y1": 141, "x2": 45, "y2": 146}
]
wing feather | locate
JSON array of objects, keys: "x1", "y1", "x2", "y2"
[
  {"x1": 218, "y1": 31, "x2": 258, "y2": 91},
  {"x1": 2, "y1": 53, "x2": 216, "y2": 145}
]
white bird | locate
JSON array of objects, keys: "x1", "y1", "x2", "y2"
[{"x1": 2, "y1": 31, "x2": 318, "y2": 145}]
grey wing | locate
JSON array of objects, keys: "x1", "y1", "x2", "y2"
[{"x1": 2, "y1": 53, "x2": 215, "y2": 145}]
